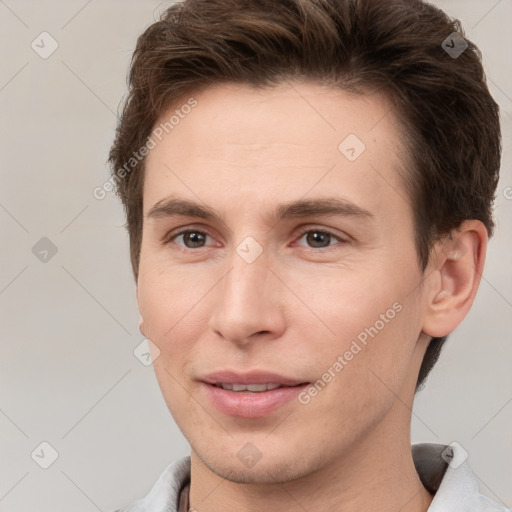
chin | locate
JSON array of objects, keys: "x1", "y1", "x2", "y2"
[{"x1": 193, "y1": 443, "x2": 315, "y2": 485}]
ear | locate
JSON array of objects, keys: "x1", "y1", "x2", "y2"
[{"x1": 421, "y1": 220, "x2": 488, "y2": 338}]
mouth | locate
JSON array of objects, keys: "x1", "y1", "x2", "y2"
[
  {"x1": 211, "y1": 382, "x2": 304, "y2": 392},
  {"x1": 199, "y1": 371, "x2": 310, "y2": 418},
  {"x1": 201, "y1": 369, "x2": 308, "y2": 387}
]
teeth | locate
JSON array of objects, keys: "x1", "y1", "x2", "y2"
[{"x1": 216, "y1": 383, "x2": 282, "y2": 392}]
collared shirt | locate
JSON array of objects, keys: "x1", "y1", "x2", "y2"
[{"x1": 114, "y1": 443, "x2": 510, "y2": 512}]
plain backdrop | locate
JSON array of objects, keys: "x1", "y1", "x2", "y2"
[{"x1": 0, "y1": 1, "x2": 511, "y2": 511}]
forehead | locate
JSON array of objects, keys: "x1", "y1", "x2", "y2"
[
  {"x1": 143, "y1": 80, "x2": 410, "y2": 220},
  {"x1": 149, "y1": 79, "x2": 402, "y2": 151}
]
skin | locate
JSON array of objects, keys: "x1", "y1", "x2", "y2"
[{"x1": 137, "y1": 80, "x2": 487, "y2": 512}]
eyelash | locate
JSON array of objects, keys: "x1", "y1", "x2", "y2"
[{"x1": 164, "y1": 226, "x2": 348, "y2": 252}]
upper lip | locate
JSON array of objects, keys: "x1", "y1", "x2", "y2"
[{"x1": 200, "y1": 370, "x2": 308, "y2": 386}]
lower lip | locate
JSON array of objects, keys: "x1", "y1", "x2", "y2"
[{"x1": 201, "y1": 382, "x2": 308, "y2": 418}]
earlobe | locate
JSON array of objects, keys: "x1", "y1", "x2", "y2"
[{"x1": 422, "y1": 220, "x2": 487, "y2": 338}]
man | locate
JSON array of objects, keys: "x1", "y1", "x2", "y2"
[{"x1": 109, "y1": 0, "x2": 507, "y2": 510}]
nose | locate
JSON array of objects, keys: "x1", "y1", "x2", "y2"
[{"x1": 207, "y1": 245, "x2": 287, "y2": 346}]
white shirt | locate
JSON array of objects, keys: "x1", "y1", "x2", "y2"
[{"x1": 114, "y1": 443, "x2": 510, "y2": 512}]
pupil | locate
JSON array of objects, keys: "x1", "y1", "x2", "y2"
[
  {"x1": 185, "y1": 232, "x2": 205, "y2": 248},
  {"x1": 307, "y1": 231, "x2": 329, "y2": 248}
]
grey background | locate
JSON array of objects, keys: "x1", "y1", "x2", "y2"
[{"x1": 0, "y1": 1, "x2": 510, "y2": 511}]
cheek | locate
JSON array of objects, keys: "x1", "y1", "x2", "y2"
[
  {"x1": 295, "y1": 264, "x2": 422, "y2": 395},
  {"x1": 298, "y1": 300, "x2": 420, "y2": 440},
  {"x1": 137, "y1": 260, "x2": 215, "y2": 405},
  {"x1": 290, "y1": 268, "x2": 398, "y2": 340},
  {"x1": 137, "y1": 256, "x2": 205, "y2": 340}
]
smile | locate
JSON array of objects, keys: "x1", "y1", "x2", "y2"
[{"x1": 202, "y1": 382, "x2": 309, "y2": 418}]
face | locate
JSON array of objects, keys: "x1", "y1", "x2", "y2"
[{"x1": 138, "y1": 80, "x2": 432, "y2": 484}]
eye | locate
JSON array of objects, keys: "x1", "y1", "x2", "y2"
[
  {"x1": 166, "y1": 229, "x2": 213, "y2": 249},
  {"x1": 164, "y1": 226, "x2": 348, "y2": 251},
  {"x1": 294, "y1": 228, "x2": 347, "y2": 249}
]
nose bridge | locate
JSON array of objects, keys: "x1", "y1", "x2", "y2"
[
  {"x1": 231, "y1": 240, "x2": 270, "y2": 300},
  {"x1": 208, "y1": 239, "x2": 285, "y2": 343}
]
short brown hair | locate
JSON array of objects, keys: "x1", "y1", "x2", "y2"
[{"x1": 108, "y1": 0, "x2": 501, "y2": 391}]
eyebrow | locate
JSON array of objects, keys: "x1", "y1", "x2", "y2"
[{"x1": 147, "y1": 196, "x2": 374, "y2": 224}]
